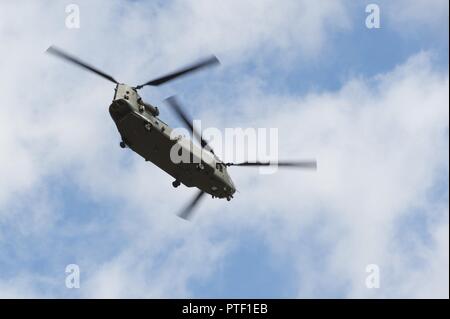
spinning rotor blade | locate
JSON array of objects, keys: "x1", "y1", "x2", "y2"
[
  {"x1": 46, "y1": 46, "x2": 118, "y2": 84},
  {"x1": 226, "y1": 160, "x2": 317, "y2": 169},
  {"x1": 165, "y1": 96, "x2": 215, "y2": 154},
  {"x1": 136, "y1": 55, "x2": 219, "y2": 89},
  {"x1": 178, "y1": 190, "x2": 206, "y2": 220}
]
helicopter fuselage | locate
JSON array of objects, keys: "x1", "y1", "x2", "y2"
[
  {"x1": 46, "y1": 45, "x2": 316, "y2": 218},
  {"x1": 109, "y1": 84, "x2": 236, "y2": 200}
]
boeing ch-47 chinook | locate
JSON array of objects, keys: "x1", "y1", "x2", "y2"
[{"x1": 47, "y1": 46, "x2": 317, "y2": 219}]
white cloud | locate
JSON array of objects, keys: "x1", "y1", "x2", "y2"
[{"x1": 214, "y1": 52, "x2": 449, "y2": 298}]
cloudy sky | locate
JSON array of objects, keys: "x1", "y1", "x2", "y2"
[{"x1": 0, "y1": 0, "x2": 448, "y2": 298}]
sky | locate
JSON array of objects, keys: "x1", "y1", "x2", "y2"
[{"x1": 0, "y1": 0, "x2": 448, "y2": 298}]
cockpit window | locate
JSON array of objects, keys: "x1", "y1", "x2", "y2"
[{"x1": 216, "y1": 163, "x2": 223, "y2": 172}]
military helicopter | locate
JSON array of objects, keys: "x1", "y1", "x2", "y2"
[{"x1": 47, "y1": 46, "x2": 317, "y2": 219}]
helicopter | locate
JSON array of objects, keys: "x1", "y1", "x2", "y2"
[{"x1": 46, "y1": 46, "x2": 317, "y2": 219}]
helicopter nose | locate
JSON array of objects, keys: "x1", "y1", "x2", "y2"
[{"x1": 109, "y1": 99, "x2": 133, "y2": 121}]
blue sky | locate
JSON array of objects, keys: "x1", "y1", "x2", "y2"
[{"x1": 0, "y1": 1, "x2": 448, "y2": 298}]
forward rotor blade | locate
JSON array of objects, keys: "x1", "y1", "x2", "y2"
[
  {"x1": 227, "y1": 160, "x2": 317, "y2": 169},
  {"x1": 178, "y1": 190, "x2": 205, "y2": 220},
  {"x1": 165, "y1": 96, "x2": 215, "y2": 154},
  {"x1": 46, "y1": 46, "x2": 118, "y2": 84},
  {"x1": 136, "y1": 55, "x2": 219, "y2": 89}
]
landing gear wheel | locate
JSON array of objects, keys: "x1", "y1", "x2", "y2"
[
  {"x1": 226, "y1": 197, "x2": 231, "y2": 201},
  {"x1": 172, "y1": 180, "x2": 181, "y2": 188},
  {"x1": 120, "y1": 141, "x2": 126, "y2": 149}
]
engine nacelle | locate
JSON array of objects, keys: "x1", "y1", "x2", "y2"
[{"x1": 138, "y1": 98, "x2": 159, "y2": 116}]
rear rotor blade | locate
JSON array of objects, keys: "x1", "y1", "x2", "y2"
[
  {"x1": 46, "y1": 46, "x2": 118, "y2": 84},
  {"x1": 178, "y1": 190, "x2": 205, "y2": 220},
  {"x1": 136, "y1": 55, "x2": 219, "y2": 89},
  {"x1": 165, "y1": 96, "x2": 215, "y2": 154},
  {"x1": 226, "y1": 160, "x2": 317, "y2": 169}
]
